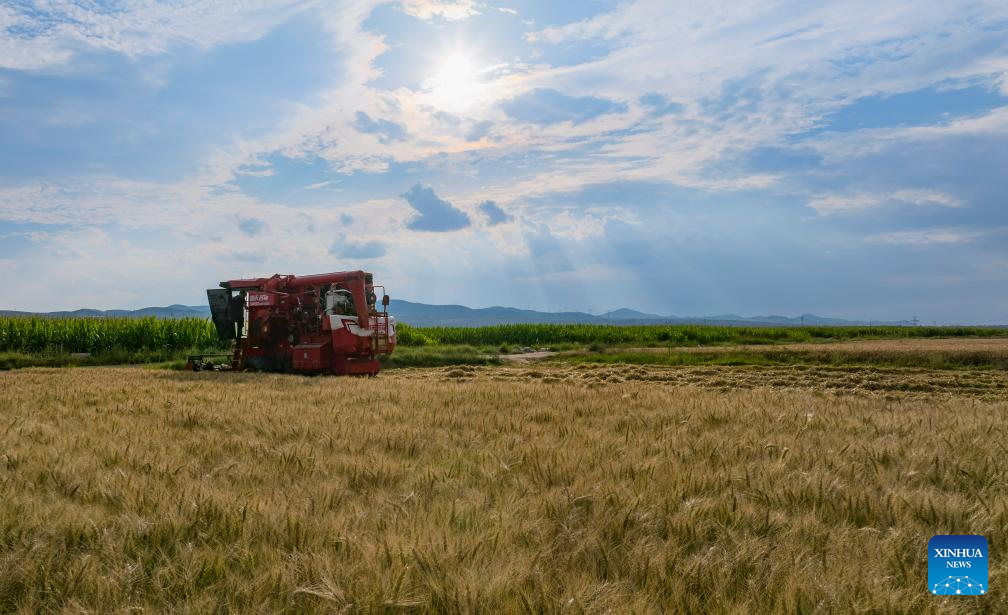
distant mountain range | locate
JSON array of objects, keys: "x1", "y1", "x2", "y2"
[
  {"x1": 387, "y1": 301, "x2": 918, "y2": 327},
  {"x1": 1, "y1": 300, "x2": 921, "y2": 327},
  {"x1": 0, "y1": 304, "x2": 209, "y2": 319}
]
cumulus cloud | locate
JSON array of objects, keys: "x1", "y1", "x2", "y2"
[
  {"x1": 352, "y1": 111, "x2": 409, "y2": 144},
  {"x1": 329, "y1": 235, "x2": 387, "y2": 259},
  {"x1": 402, "y1": 184, "x2": 470, "y2": 231},
  {"x1": 478, "y1": 200, "x2": 512, "y2": 225},
  {"x1": 431, "y1": 110, "x2": 461, "y2": 126},
  {"x1": 523, "y1": 223, "x2": 573, "y2": 272},
  {"x1": 465, "y1": 120, "x2": 494, "y2": 142},
  {"x1": 499, "y1": 89, "x2": 628, "y2": 125}
]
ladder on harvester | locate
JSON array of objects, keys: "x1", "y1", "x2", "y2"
[{"x1": 372, "y1": 312, "x2": 391, "y2": 353}]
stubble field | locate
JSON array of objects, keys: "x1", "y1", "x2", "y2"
[{"x1": 1, "y1": 361, "x2": 1006, "y2": 613}]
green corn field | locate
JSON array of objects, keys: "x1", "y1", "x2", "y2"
[
  {"x1": 393, "y1": 322, "x2": 1008, "y2": 348},
  {"x1": 3, "y1": 317, "x2": 1006, "y2": 356},
  {"x1": 0, "y1": 317, "x2": 219, "y2": 354}
]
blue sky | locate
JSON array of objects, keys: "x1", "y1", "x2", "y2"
[{"x1": 1, "y1": 1, "x2": 1007, "y2": 322}]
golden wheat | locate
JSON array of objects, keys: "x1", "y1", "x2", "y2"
[
  {"x1": 660, "y1": 336, "x2": 1008, "y2": 354},
  {"x1": 1, "y1": 366, "x2": 1005, "y2": 613}
]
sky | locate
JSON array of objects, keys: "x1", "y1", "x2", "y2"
[{"x1": 1, "y1": 1, "x2": 1007, "y2": 323}]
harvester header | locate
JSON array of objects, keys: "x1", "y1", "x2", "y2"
[{"x1": 200, "y1": 270, "x2": 396, "y2": 375}]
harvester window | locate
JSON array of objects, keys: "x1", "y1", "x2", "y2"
[{"x1": 325, "y1": 287, "x2": 355, "y2": 315}]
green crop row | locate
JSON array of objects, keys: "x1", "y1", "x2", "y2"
[
  {"x1": 394, "y1": 322, "x2": 1008, "y2": 348},
  {"x1": 0, "y1": 317, "x2": 219, "y2": 354},
  {"x1": 4, "y1": 316, "x2": 1005, "y2": 356}
]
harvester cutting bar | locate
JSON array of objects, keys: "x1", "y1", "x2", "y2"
[{"x1": 185, "y1": 353, "x2": 234, "y2": 372}]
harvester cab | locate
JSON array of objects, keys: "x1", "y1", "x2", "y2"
[{"x1": 199, "y1": 270, "x2": 396, "y2": 376}]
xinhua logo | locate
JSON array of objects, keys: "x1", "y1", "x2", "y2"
[{"x1": 929, "y1": 535, "x2": 988, "y2": 595}]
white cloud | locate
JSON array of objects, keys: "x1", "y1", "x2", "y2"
[
  {"x1": 233, "y1": 164, "x2": 275, "y2": 178},
  {"x1": 0, "y1": 1, "x2": 319, "y2": 70},
  {"x1": 504, "y1": 0, "x2": 1008, "y2": 190},
  {"x1": 5, "y1": 0, "x2": 1007, "y2": 204},
  {"x1": 866, "y1": 229, "x2": 982, "y2": 245},
  {"x1": 45, "y1": 227, "x2": 114, "y2": 258},
  {"x1": 159, "y1": 0, "x2": 1008, "y2": 213},
  {"x1": 807, "y1": 189, "x2": 963, "y2": 215},
  {"x1": 304, "y1": 180, "x2": 340, "y2": 190},
  {"x1": 889, "y1": 190, "x2": 963, "y2": 209},
  {"x1": 398, "y1": 0, "x2": 480, "y2": 21}
]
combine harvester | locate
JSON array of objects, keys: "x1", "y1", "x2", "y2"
[{"x1": 191, "y1": 270, "x2": 396, "y2": 375}]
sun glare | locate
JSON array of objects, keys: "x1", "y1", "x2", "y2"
[{"x1": 428, "y1": 52, "x2": 482, "y2": 112}]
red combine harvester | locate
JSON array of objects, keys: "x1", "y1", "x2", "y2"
[{"x1": 197, "y1": 271, "x2": 396, "y2": 375}]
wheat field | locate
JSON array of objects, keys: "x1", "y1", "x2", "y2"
[{"x1": 1, "y1": 366, "x2": 1006, "y2": 613}]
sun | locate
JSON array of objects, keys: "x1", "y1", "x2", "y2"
[
  {"x1": 427, "y1": 52, "x2": 482, "y2": 112},
  {"x1": 436, "y1": 53, "x2": 475, "y2": 87}
]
